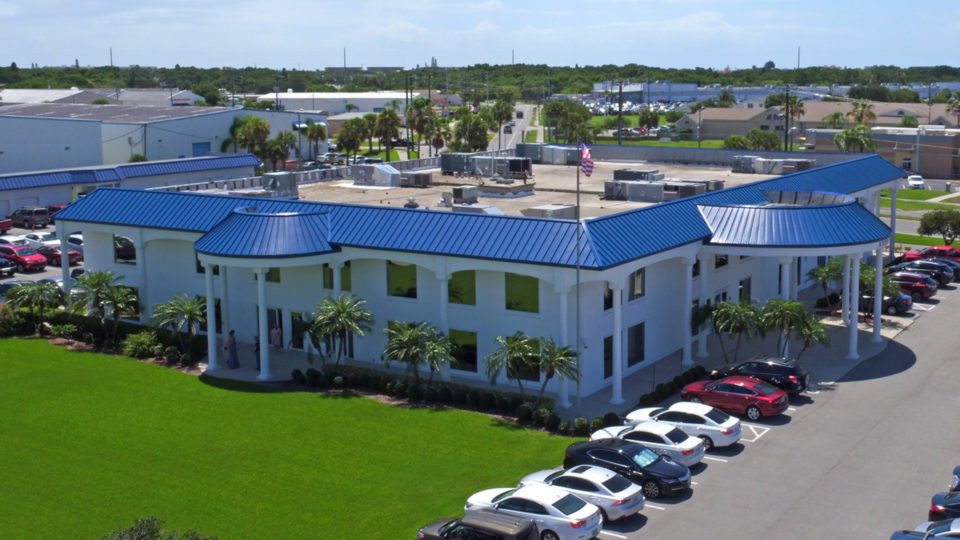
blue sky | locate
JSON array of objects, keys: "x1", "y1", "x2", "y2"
[{"x1": 3, "y1": 0, "x2": 959, "y2": 70}]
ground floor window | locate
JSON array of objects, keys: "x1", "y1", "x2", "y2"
[
  {"x1": 691, "y1": 300, "x2": 700, "y2": 335},
  {"x1": 120, "y1": 286, "x2": 140, "y2": 322},
  {"x1": 114, "y1": 235, "x2": 136, "y2": 265},
  {"x1": 291, "y1": 312, "x2": 307, "y2": 350},
  {"x1": 196, "y1": 296, "x2": 221, "y2": 334},
  {"x1": 714, "y1": 290, "x2": 728, "y2": 305},
  {"x1": 450, "y1": 329, "x2": 478, "y2": 372},
  {"x1": 603, "y1": 335, "x2": 613, "y2": 379},
  {"x1": 739, "y1": 278, "x2": 752, "y2": 303},
  {"x1": 449, "y1": 270, "x2": 476, "y2": 305},
  {"x1": 627, "y1": 323, "x2": 644, "y2": 366},
  {"x1": 715, "y1": 255, "x2": 729, "y2": 269}
]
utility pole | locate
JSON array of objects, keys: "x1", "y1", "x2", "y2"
[
  {"x1": 783, "y1": 85, "x2": 791, "y2": 152},
  {"x1": 617, "y1": 81, "x2": 624, "y2": 146},
  {"x1": 485, "y1": 71, "x2": 489, "y2": 103}
]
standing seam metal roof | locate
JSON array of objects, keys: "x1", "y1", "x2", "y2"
[{"x1": 195, "y1": 210, "x2": 335, "y2": 258}]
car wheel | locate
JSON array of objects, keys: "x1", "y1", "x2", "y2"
[
  {"x1": 912, "y1": 291, "x2": 923, "y2": 302},
  {"x1": 599, "y1": 509, "x2": 609, "y2": 523},
  {"x1": 642, "y1": 480, "x2": 661, "y2": 499},
  {"x1": 699, "y1": 435, "x2": 714, "y2": 451},
  {"x1": 689, "y1": 397, "x2": 702, "y2": 404},
  {"x1": 16, "y1": 263, "x2": 24, "y2": 273},
  {"x1": 746, "y1": 406, "x2": 762, "y2": 421},
  {"x1": 541, "y1": 531, "x2": 560, "y2": 540},
  {"x1": 886, "y1": 304, "x2": 898, "y2": 316}
]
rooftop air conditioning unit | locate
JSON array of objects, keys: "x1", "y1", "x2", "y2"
[{"x1": 452, "y1": 185, "x2": 478, "y2": 204}]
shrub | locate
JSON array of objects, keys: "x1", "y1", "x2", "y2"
[
  {"x1": 437, "y1": 387, "x2": 453, "y2": 403},
  {"x1": 407, "y1": 384, "x2": 424, "y2": 400},
  {"x1": 590, "y1": 417, "x2": 604, "y2": 433},
  {"x1": 558, "y1": 420, "x2": 571, "y2": 435},
  {"x1": 102, "y1": 338, "x2": 116, "y2": 351},
  {"x1": 672, "y1": 375, "x2": 686, "y2": 388},
  {"x1": 655, "y1": 383, "x2": 670, "y2": 397},
  {"x1": 545, "y1": 412, "x2": 562, "y2": 431},
  {"x1": 453, "y1": 388, "x2": 468, "y2": 405},
  {"x1": 508, "y1": 397, "x2": 523, "y2": 413},
  {"x1": 50, "y1": 323, "x2": 78, "y2": 340},
  {"x1": 422, "y1": 388, "x2": 436, "y2": 402},
  {"x1": 467, "y1": 391, "x2": 481, "y2": 408},
  {"x1": 0, "y1": 305, "x2": 29, "y2": 337},
  {"x1": 540, "y1": 398, "x2": 556, "y2": 412},
  {"x1": 572, "y1": 417, "x2": 591, "y2": 437},
  {"x1": 496, "y1": 396, "x2": 512, "y2": 414},
  {"x1": 638, "y1": 393, "x2": 656, "y2": 407},
  {"x1": 163, "y1": 346, "x2": 180, "y2": 363},
  {"x1": 291, "y1": 369, "x2": 306, "y2": 384},
  {"x1": 81, "y1": 332, "x2": 96, "y2": 345},
  {"x1": 392, "y1": 381, "x2": 407, "y2": 398},
  {"x1": 121, "y1": 331, "x2": 157, "y2": 359},
  {"x1": 694, "y1": 365, "x2": 707, "y2": 377},
  {"x1": 358, "y1": 372, "x2": 370, "y2": 388},
  {"x1": 665, "y1": 381, "x2": 677, "y2": 394},
  {"x1": 152, "y1": 344, "x2": 165, "y2": 359},
  {"x1": 602, "y1": 412, "x2": 622, "y2": 427},
  {"x1": 516, "y1": 403, "x2": 534, "y2": 423},
  {"x1": 305, "y1": 368, "x2": 322, "y2": 386},
  {"x1": 179, "y1": 353, "x2": 192, "y2": 365},
  {"x1": 682, "y1": 369, "x2": 697, "y2": 384},
  {"x1": 378, "y1": 377, "x2": 389, "y2": 393},
  {"x1": 534, "y1": 408, "x2": 551, "y2": 427},
  {"x1": 480, "y1": 392, "x2": 496, "y2": 411}
]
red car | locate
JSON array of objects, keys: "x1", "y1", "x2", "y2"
[
  {"x1": 680, "y1": 375, "x2": 788, "y2": 421},
  {"x1": 888, "y1": 271, "x2": 937, "y2": 302},
  {"x1": 903, "y1": 245, "x2": 960, "y2": 263},
  {"x1": 36, "y1": 245, "x2": 82, "y2": 267},
  {"x1": 0, "y1": 245, "x2": 47, "y2": 272}
]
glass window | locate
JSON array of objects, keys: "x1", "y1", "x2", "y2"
[
  {"x1": 196, "y1": 296, "x2": 221, "y2": 334},
  {"x1": 291, "y1": 312, "x2": 307, "y2": 350},
  {"x1": 518, "y1": 338, "x2": 540, "y2": 382},
  {"x1": 627, "y1": 323, "x2": 644, "y2": 366},
  {"x1": 450, "y1": 329, "x2": 478, "y2": 372},
  {"x1": 715, "y1": 255, "x2": 728, "y2": 269},
  {"x1": 255, "y1": 268, "x2": 280, "y2": 283},
  {"x1": 603, "y1": 282, "x2": 613, "y2": 311},
  {"x1": 322, "y1": 262, "x2": 352, "y2": 291},
  {"x1": 505, "y1": 273, "x2": 538, "y2": 313},
  {"x1": 739, "y1": 278, "x2": 752, "y2": 303},
  {"x1": 739, "y1": 255, "x2": 751, "y2": 261},
  {"x1": 387, "y1": 261, "x2": 417, "y2": 298},
  {"x1": 448, "y1": 270, "x2": 476, "y2": 305},
  {"x1": 691, "y1": 299, "x2": 700, "y2": 336},
  {"x1": 692, "y1": 259, "x2": 700, "y2": 278},
  {"x1": 628, "y1": 268, "x2": 645, "y2": 300},
  {"x1": 195, "y1": 255, "x2": 219, "y2": 275},
  {"x1": 551, "y1": 494, "x2": 586, "y2": 516},
  {"x1": 602, "y1": 474, "x2": 632, "y2": 494},
  {"x1": 114, "y1": 235, "x2": 136, "y2": 265},
  {"x1": 603, "y1": 335, "x2": 613, "y2": 379},
  {"x1": 120, "y1": 286, "x2": 140, "y2": 322}
]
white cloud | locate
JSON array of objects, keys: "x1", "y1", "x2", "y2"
[{"x1": 0, "y1": 1, "x2": 21, "y2": 16}]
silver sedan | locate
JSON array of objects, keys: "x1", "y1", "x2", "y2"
[{"x1": 518, "y1": 465, "x2": 645, "y2": 522}]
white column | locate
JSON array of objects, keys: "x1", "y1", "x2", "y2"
[
  {"x1": 558, "y1": 287, "x2": 571, "y2": 409},
  {"x1": 841, "y1": 255, "x2": 851, "y2": 325},
  {"x1": 57, "y1": 220, "x2": 71, "y2": 302},
  {"x1": 219, "y1": 266, "x2": 231, "y2": 339},
  {"x1": 790, "y1": 259, "x2": 799, "y2": 301},
  {"x1": 332, "y1": 261, "x2": 343, "y2": 297},
  {"x1": 889, "y1": 188, "x2": 898, "y2": 259},
  {"x1": 681, "y1": 258, "x2": 694, "y2": 367},
  {"x1": 610, "y1": 282, "x2": 624, "y2": 405},
  {"x1": 779, "y1": 257, "x2": 792, "y2": 301},
  {"x1": 438, "y1": 275, "x2": 451, "y2": 383},
  {"x1": 874, "y1": 192, "x2": 881, "y2": 217},
  {"x1": 696, "y1": 254, "x2": 708, "y2": 358},
  {"x1": 255, "y1": 268, "x2": 273, "y2": 381},
  {"x1": 872, "y1": 248, "x2": 884, "y2": 343},
  {"x1": 847, "y1": 254, "x2": 861, "y2": 360},
  {"x1": 204, "y1": 263, "x2": 220, "y2": 370},
  {"x1": 136, "y1": 239, "x2": 150, "y2": 322}
]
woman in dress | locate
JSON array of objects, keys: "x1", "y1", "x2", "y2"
[{"x1": 224, "y1": 330, "x2": 239, "y2": 369}]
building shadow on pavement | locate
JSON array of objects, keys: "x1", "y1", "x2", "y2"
[{"x1": 837, "y1": 340, "x2": 916, "y2": 383}]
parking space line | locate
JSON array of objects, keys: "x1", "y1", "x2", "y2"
[
  {"x1": 644, "y1": 503, "x2": 666, "y2": 510},
  {"x1": 703, "y1": 456, "x2": 728, "y2": 462},
  {"x1": 691, "y1": 481, "x2": 699, "y2": 485},
  {"x1": 740, "y1": 423, "x2": 771, "y2": 442},
  {"x1": 600, "y1": 531, "x2": 628, "y2": 539},
  {"x1": 787, "y1": 407, "x2": 797, "y2": 411}
]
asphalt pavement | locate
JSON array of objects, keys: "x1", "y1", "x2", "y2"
[{"x1": 0, "y1": 224, "x2": 85, "y2": 288}]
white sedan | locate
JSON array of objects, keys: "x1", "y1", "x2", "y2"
[
  {"x1": 626, "y1": 402, "x2": 742, "y2": 450},
  {"x1": 22, "y1": 232, "x2": 60, "y2": 249},
  {"x1": 518, "y1": 465, "x2": 644, "y2": 522},
  {"x1": 465, "y1": 484, "x2": 603, "y2": 540},
  {"x1": 591, "y1": 421, "x2": 705, "y2": 467}
]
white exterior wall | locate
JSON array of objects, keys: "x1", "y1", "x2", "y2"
[
  {"x1": 0, "y1": 117, "x2": 103, "y2": 174},
  {"x1": 103, "y1": 111, "x2": 239, "y2": 164},
  {"x1": 119, "y1": 166, "x2": 257, "y2": 189}
]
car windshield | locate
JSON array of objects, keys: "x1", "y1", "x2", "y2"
[
  {"x1": 925, "y1": 520, "x2": 957, "y2": 535},
  {"x1": 552, "y1": 494, "x2": 586, "y2": 516},
  {"x1": 15, "y1": 248, "x2": 37, "y2": 256},
  {"x1": 628, "y1": 447, "x2": 660, "y2": 468},
  {"x1": 601, "y1": 474, "x2": 633, "y2": 494},
  {"x1": 705, "y1": 408, "x2": 730, "y2": 424},
  {"x1": 665, "y1": 428, "x2": 688, "y2": 444},
  {"x1": 544, "y1": 470, "x2": 565, "y2": 483},
  {"x1": 39, "y1": 233, "x2": 56, "y2": 241},
  {"x1": 491, "y1": 489, "x2": 517, "y2": 503},
  {"x1": 753, "y1": 381, "x2": 779, "y2": 395},
  {"x1": 438, "y1": 519, "x2": 462, "y2": 535}
]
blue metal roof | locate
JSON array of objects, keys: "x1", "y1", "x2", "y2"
[
  {"x1": 53, "y1": 155, "x2": 901, "y2": 270},
  {"x1": 698, "y1": 201, "x2": 891, "y2": 248},
  {"x1": 196, "y1": 210, "x2": 335, "y2": 258},
  {"x1": 0, "y1": 154, "x2": 260, "y2": 192}
]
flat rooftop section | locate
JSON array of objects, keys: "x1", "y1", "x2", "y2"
[
  {"x1": 0, "y1": 103, "x2": 235, "y2": 123},
  {"x1": 298, "y1": 161, "x2": 778, "y2": 219}
]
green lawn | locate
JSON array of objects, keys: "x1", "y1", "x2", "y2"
[
  {"x1": 880, "y1": 198, "x2": 959, "y2": 211},
  {"x1": 594, "y1": 138, "x2": 726, "y2": 149},
  {"x1": 361, "y1": 149, "x2": 401, "y2": 161},
  {"x1": 524, "y1": 130, "x2": 539, "y2": 143},
  {"x1": 895, "y1": 233, "x2": 943, "y2": 248},
  {"x1": 880, "y1": 188, "x2": 948, "y2": 200},
  {"x1": 0, "y1": 339, "x2": 571, "y2": 539},
  {"x1": 942, "y1": 194, "x2": 960, "y2": 203}
]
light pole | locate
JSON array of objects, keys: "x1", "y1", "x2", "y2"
[{"x1": 697, "y1": 106, "x2": 703, "y2": 149}]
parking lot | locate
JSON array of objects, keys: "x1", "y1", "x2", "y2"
[
  {"x1": 0, "y1": 223, "x2": 86, "y2": 288},
  {"x1": 587, "y1": 286, "x2": 960, "y2": 539}
]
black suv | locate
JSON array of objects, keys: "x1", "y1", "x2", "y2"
[
  {"x1": 563, "y1": 439, "x2": 690, "y2": 499},
  {"x1": 887, "y1": 260, "x2": 953, "y2": 287},
  {"x1": 416, "y1": 510, "x2": 537, "y2": 540},
  {"x1": 8, "y1": 207, "x2": 50, "y2": 229},
  {"x1": 710, "y1": 356, "x2": 809, "y2": 394}
]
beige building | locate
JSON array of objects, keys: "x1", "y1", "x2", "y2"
[{"x1": 805, "y1": 126, "x2": 960, "y2": 179}]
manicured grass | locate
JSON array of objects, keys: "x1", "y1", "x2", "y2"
[
  {"x1": 942, "y1": 194, "x2": 960, "y2": 203},
  {"x1": 594, "y1": 138, "x2": 726, "y2": 149},
  {"x1": 362, "y1": 149, "x2": 401, "y2": 161},
  {"x1": 524, "y1": 130, "x2": 539, "y2": 143},
  {"x1": 0, "y1": 339, "x2": 571, "y2": 539},
  {"x1": 879, "y1": 198, "x2": 959, "y2": 211},
  {"x1": 895, "y1": 233, "x2": 943, "y2": 248},
  {"x1": 589, "y1": 114, "x2": 641, "y2": 129},
  {"x1": 880, "y1": 188, "x2": 948, "y2": 200}
]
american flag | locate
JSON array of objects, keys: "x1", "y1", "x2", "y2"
[{"x1": 580, "y1": 143, "x2": 594, "y2": 177}]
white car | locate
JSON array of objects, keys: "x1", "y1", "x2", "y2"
[
  {"x1": 518, "y1": 465, "x2": 644, "y2": 522},
  {"x1": 625, "y1": 402, "x2": 742, "y2": 450},
  {"x1": 22, "y1": 231, "x2": 60, "y2": 249},
  {"x1": 906, "y1": 175, "x2": 925, "y2": 189},
  {"x1": 591, "y1": 422, "x2": 705, "y2": 467},
  {"x1": 0, "y1": 234, "x2": 27, "y2": 247},
  {"x1": 465, "y1": 484, "x2": 603, "y2": 540},
  {"x1": 66, "y1": 234, "x2": 83, "y2": 257}
]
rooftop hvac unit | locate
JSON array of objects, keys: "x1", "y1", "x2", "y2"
[
  {"x1": 614, "y1": 168, "x2": 663, "y2": 181},
  {"x1": 506, "y1": 157, "x2": 532, "y2": 174},
  {"x1": 440, "y1": 152, "x2": 473, "y2": 175},
  {"x1": 604, "y1": 181, "x2": 628, "y2": 200},
  {"x1": 625, "y1": 181, "x2": 664, "y2": 202},
  {"x1": 471, "y1": 156, "x2": 497, "y2": 176},
  {"x1": 452, "y1": 185, "x2": 478, "y2": 204},
  {"x1": 521, "y1": 204, "x2": 577, "y2": 219},
  {"x1": 516, "y1": 143, "x2": 544, "y2": 162}
]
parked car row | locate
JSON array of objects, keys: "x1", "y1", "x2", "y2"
[
  {"x1": 890, "y1": 466, "x2": 960, "y2": 538},
  {"x1": 0, "y1": 231, "x2": 85, "y2": 276}
]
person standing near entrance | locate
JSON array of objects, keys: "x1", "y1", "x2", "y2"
[
  {"x1": 254, "y1": 335, "x2": 261, "y2": 371},
  {"x1": 270, "y1": 325, "x2": 281, "y2": 353},
  {"x1": 224, "y1": 330, "x2": 239, "y2": 369}
]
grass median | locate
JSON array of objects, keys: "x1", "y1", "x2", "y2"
[{"x1": 0, "y1": 338, "x2": 571, "y2": 539}]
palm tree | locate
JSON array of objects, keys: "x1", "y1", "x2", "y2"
[
  {"x1": 848, "y1": 100, "x2": 876, "y2": 125},
  {"x1": 947, "y1": 97, "x2": 960, "y2": 127},
  {"x1": 806, "y1": 258, "x2": 844, "y2": 308},
  {"x1": 104, "y1": 284, "x2": 139, "y2": 340},
  {"x1": 72, "y1": 270, "x2": 122, "y2": 324},
  {"x1": 535, "y1": 337, "x2": 578, "y2": 407},
  {"x1": 337, "y1": 118, "x2": 364, "y2": 163},
  {"x1": 822, "y1": 111, "x2": 846, "y2": 129},
  {"x1": 491, "y1": 99, "x2": 514, "y2": 150},
  {"x1": 345, "y1": 103, "x2": 359, "y2": 114},
  {"x1": 308, "y1": 294, "x2": 373, "y2": 371},
  {"x1": 423, "y1": 117, "x2": 452, "y2": 157},
  {"x1": 759, "y1": 299, "x2": 808, "y2": 357},
  {"x1": 275, "y1": 130, "x2": 297, "y2": 166},
  {"x1": 304, "y1": 120, "x2": 327, "y2": 160},
  {"x1": 712, "y1": 301, "x2": 762, "y2": 363},
  {"x1": 221, "y1": 116, "x2": 247, "y2": 153},
  {"x1": 376, "y1": 108, "x2": 402, "y2": 161},
  {"x1": 834, "y1": 124, "x2": 877, "y2": 153},
  {"x1": 485, "y1": 332, "x2": 537, "y2": 398},
  {"x1": 150, "y1": 293, "x2": 207, "y2": 352},
  {"x1": 405, "y1": 96, "x2": 434, "y2": 157},
  {"x1": 362, "y1": 113, "x2": 379, "y2": 152},
  {"x1": 264, "y1": 137, "x2": 288, "y2": 171},
  {"x1": 795, "y1": 313, "x2": 830, "y2": 360},
  {"x1": 382, "y1": 321, "x2": 452, "y2": 387},
  {"x1": 4, "y1": 281, "x2": 64, "y2": 334},
  {"x1": 240, "y1": 116, "x2": 271, "y2": 156}
]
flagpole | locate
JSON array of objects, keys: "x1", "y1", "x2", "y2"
[{"x1": 575, "y1": 139, "x2": 582, "y2": 416}]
